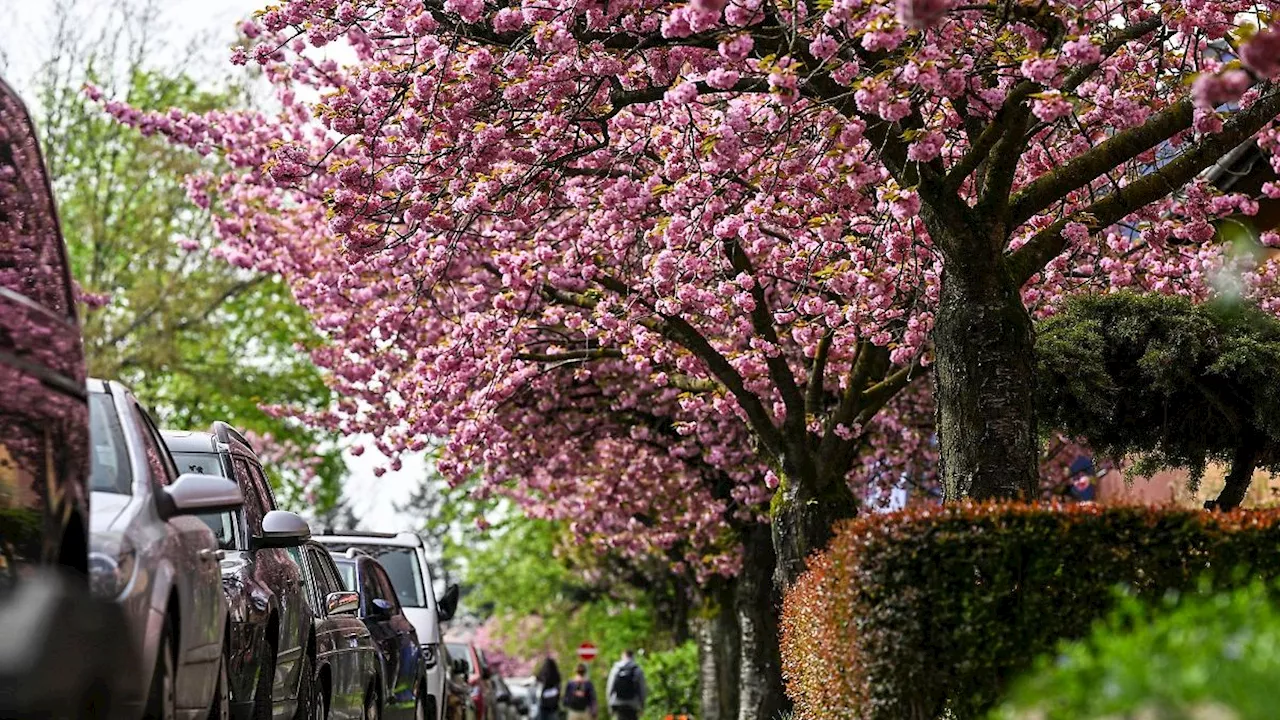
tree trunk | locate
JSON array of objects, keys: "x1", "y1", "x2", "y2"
[
  {"x1": 1213, "y1": 431, "x2": 1263, "y2": 511},
  {"x1": 933, "y1": 261, "x2": 1040, "y2": 501},
  {"x1": 770, "y1": 470, "x2": 856, "y2": 588},
  {"x1": 737, "y1": 525, "x2": 787, "y2": 720},
  {"x1": 696, "y1": 587, "x2": 740, "y2": 720}
]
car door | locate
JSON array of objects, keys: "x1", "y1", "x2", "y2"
[
  {"x1": 310, "y1": 546, "x2": 366, "y2": 720},
  {"x1": 132, "y1": 400, "x2": 222, "y2": 705},
  {"x1": 373, "y1": 562, "x2": 420, "y2": 716},
  {"x1": 361, "y1": 562, "x2": 403, "y2": 705},
  {"x1": 248, "y1": 459, "x2": 308, "y2": 705}
]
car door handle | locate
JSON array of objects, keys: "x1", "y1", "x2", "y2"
[{"x1": 199, "y1": 549, "x2": 224, "y2": 563}]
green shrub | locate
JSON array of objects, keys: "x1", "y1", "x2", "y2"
[
  {"x1": 641, "y1": 641, "x2": 699, "y2": 720},
  {"x1": 995, "y1": 580, "x2": 1280, "y2": 719},
  {"x1": 779, "y1": 503, "x2": 1280, "y2": 720}
]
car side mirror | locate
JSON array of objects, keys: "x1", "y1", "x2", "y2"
[
  {"x1": 161, "y1": 474, "x2": 243, "y2": 519},
  {"x1": 326, "y1": 591, "x2": 359, "y2": 616},
  {"x1": 438, "y1": 583, "x2": 460, "y2": 622},
  {"x1": 253, "y1": 510, "x2": 310, "y2": 549},
  {"x1": 450, "y1": 657, "x2": 468, "y2": 679}
]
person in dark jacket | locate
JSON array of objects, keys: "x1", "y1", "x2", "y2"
[
  {"x1": 563, "y1": 663, "x2": 598, "y2": 720},
  {"x1": 605, "y1": 650, "x2": 647, "y2": 720},
  {"x1": 537, "y1": 657, "x2": 563, "y2": 720}
]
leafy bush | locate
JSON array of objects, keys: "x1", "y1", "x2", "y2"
[
  {"x1": 641, "y1": 641, "x2": 699, "y2": 720},
  {"x1": 996, "y1": 581, "x2": 1280, "y2": 719},
  {"x1": 779, "y1": 503, "x2": 1280, "y2": 720}
]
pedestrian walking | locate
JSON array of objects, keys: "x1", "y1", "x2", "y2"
[
  {"x1": 563, "y1": 663, "x2": 598, "y2": 720},
  {"x1": 605, "y1": 649, "x2": 647, "y2": 720},
  {"x1": 537, "y1": 657, "x2": 563, "y2": 720}
]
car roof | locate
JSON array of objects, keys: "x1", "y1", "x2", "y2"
[
  {"x1": 160, "y1": 430, "x2": 218, "y2": 453},
  {"x1": 315, "y1": 531, "x2": 424, "y2": 548}
]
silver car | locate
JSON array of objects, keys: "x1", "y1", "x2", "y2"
[{"x1": 88, "y1": 378, "x2": 243, "y2": 719}]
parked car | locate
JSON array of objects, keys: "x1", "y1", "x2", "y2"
[
  {"x1": 503, "y1": 678, "x2": 536, "y2": 719},
  {"x1": 315, "y1": 531, "x2": 460, "y2": 720},
  {"x1": 443, "y1": 642, "x2": 497, "y2": 720},
  {"x1": 333, "y1": 551, "x2": 433, "y2": 719},
  {"x1": 296, "y1": 540, "x2": 382, "y2": 719},
  {"x1": 88, "y1": 378, "x2": 243, "y2": 718},
  {"x1": 442, "y1": 646, "x2": 478, "y2": 720},
  {"x1": 0, "y1": 73, "x2": 139, "y2": 720},
  {"x1": 163, "y1": 423, "x2": 313, "y2": 720},
  {"x1": 0, "y1": 74, "x2": 90, "y2": 586},
  {"x1": 490, "y1": 675, "x2": 519, "y2": 720}
]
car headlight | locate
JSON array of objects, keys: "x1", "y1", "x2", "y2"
[
  {"x1": 421, "y1": 642, "x2": 438, "y2": 669},
  {"x1": 89, "y1": 533, "x2": 137, "y2": 600}
]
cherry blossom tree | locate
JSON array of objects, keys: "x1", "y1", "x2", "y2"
[{"x1": 101, "y1": 0, "x2": 1280, "y2": 598}]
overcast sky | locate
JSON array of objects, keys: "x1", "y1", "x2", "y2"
[{"x1": 1, "y1": 0, "x2": 430, "y2": 532}]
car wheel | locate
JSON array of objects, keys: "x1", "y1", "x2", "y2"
[
  {"x1": 251, "y1": 635, "x2": 277, "y2": 720},
  {"x1": 145, "y1": 622, "x2": 177, "y2": 720},
  {"x1": 208, "y1": 644, "x2": 230, "y2": 720},
  {"x1": 310, "y1": 671, "x2": 325, "y2": 720}
]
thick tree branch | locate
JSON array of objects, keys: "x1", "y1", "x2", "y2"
[
  {"x1": 1009, "y1": 98, "x2": 1195, "y2": 226},
  {"x1": 805, "y1": 330, "x2": 833, "y2": 420},
  {"x1": 1008, "y1": 87, "x2": 1280, "y2": 285},
  {"x1": 515, "y1": 348, "x2": 623, "y2": 363}
]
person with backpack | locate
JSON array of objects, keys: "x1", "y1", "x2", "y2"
[
  {"x1": 563, "y1": 663, "x2": 598, "y2": 720},
  {"x1": 537, "y1": 656, "x2": 563, "y2": 720},
  {"x1": 605, "y1": 649, "x2": 647, "y2": 720}
]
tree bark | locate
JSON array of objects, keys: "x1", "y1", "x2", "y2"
[
  {"x1": 933, "y1": 258, "x2": 1040, "y2": 501},
  {"x1": 696, "y1": 586, "x2": 740, "y2": 720},
  {"x1": 770, "y1": 465, "x2": 857, "y2": 588},
  {"x1": 737, "y1": 525, "x2": 787, "y2": 720},
  {"x1": 1213, "y1": 431, "x2": 1264, "y2": 511}
]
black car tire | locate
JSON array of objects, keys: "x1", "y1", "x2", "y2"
[
  {"x1": 145, "y1": 622, "x2": 177, "y2": 720},
  {"x1": 310, "y1": 668, "x2": 325, "y2": 720},
  {"x1": 251, "y1": 635, "x2": 277, "y2": 720},
  {"x1": 414, "y1": 683, "x2": 428, "y2": 720},
  {"x1": 363, "y1": 683, "x2": 380, "y2": 720},
  {"x1": 209, "y1": 644, "x2": 231, "y2": 720}
]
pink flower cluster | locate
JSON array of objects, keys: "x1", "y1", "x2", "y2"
[{"x1": 96, "y1": 0, "x2": 1280, "y2": 579}]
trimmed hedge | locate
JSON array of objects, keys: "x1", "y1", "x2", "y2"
[{"x1": 779, "y1": 503, "x2": 1280, "y2": 720}]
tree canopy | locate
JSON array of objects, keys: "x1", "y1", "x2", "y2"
[{"x1": 1038, "y1": 291, "x2": 1280, "y2": 509}]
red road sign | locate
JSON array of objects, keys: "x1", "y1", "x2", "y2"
[{"x1": 576, "y1": 642, "x2": 598, "y2": 662}]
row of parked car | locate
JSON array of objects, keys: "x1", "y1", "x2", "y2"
[{"x1": 0, "y1": 73, "x2": 520, "y2": 720}]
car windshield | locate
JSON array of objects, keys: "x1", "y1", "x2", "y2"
[
  {"x1": 447, "y1": 644, "x2": 472, "y2": 674},
  {"x1": 171, "y1": 452, "x2": 238, "y2": 549},
  {"x1": 89, "y1": 392, "x2": 131, "y2": 494},
  {"x1": 340, "y1": 545, "x2": 427, "y2": 607}
]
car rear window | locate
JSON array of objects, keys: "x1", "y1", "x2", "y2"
[
  {"x1": 335, "y1": 560, "x2": 355, "y2": 592},
  {"x1": 89, "y1": 392, "x2": 131, "y2": 494}
]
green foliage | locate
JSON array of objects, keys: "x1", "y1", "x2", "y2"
[
  {"x1": 32, "y1": 16, "x2": 344, "y2": 513},
  {"x1": 779, "y1": 503, "x2": 1280, "y2": 720},
  {"x1": 996, "y1": 581, "x2": 1280, "y2": 719},
  {"x1": 641, "y1": 642, "x2": 699, "y2": 720},
  {"x1": 1036, "y1": 292, "x2": 1280, "y2": 487}
]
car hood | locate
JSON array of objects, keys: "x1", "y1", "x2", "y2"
[
  {"x1": 89, "y1": 491, "x2": 133, "y2": 532},
  {"x1": 402, "y1": 606, "x2": 440, "y2": 644}
]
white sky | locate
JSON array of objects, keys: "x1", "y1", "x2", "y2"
[{"x1": 1, "y1": 0, "x2": 428, "y2": 532}]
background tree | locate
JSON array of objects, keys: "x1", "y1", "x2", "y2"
[
  {"x1": 32, "y1": 0, "x2": 346, "y2": 513},
  {"x1": 1038, "y1": 291, "x2": 1280, "y2": 511}
]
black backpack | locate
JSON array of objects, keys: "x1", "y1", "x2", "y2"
[
  {"x1": 564, "y1": 681, "x2": 592, "y2": 711},
  {"x1": 540, "y1": 685, "x2": 560, "y2": 711},
  {"x1": 613, "y1": 665, "x2": 639, "y2": 701}
]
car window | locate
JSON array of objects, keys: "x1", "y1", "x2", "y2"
[
  {"x1": 0, "y1": 81, "x2": 73, "y2": 317},
  {"x1": 131, "y1": 402, "x2": 175, "y2": 488},
  {"x1": 317, "y1": 552, "x2": 344, "y2": 597},
  {"x1": 371, "y1": 564, "x2": 402, "y2": 613},
  {"x1": 170, "y1": 451, "x2": 240, "y2": 548},
  {"x1": 359, "y1": 564, "x2": 380, "y2": 606},
  {"x1": 88, "y1": 392, "x2": 132, "y2": 494},
  {"x1": 335, "y1": 560, "x2": 355, "y2": 592},
  {"x1": 346, "y1": 546, "x2": 426, "y2": 608},
  {"x1": 233, "y1": 457, "x2": 265, "y2": 533},
  {"x1": 447, "y1": 644, "x2": 472, "y2": 675},
  {"x1": 247, "y1": 461, "x2": 276, "y2": 512},
  {"x1": 299, "y1": 546, "x2": 323, "y2": 613}
]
